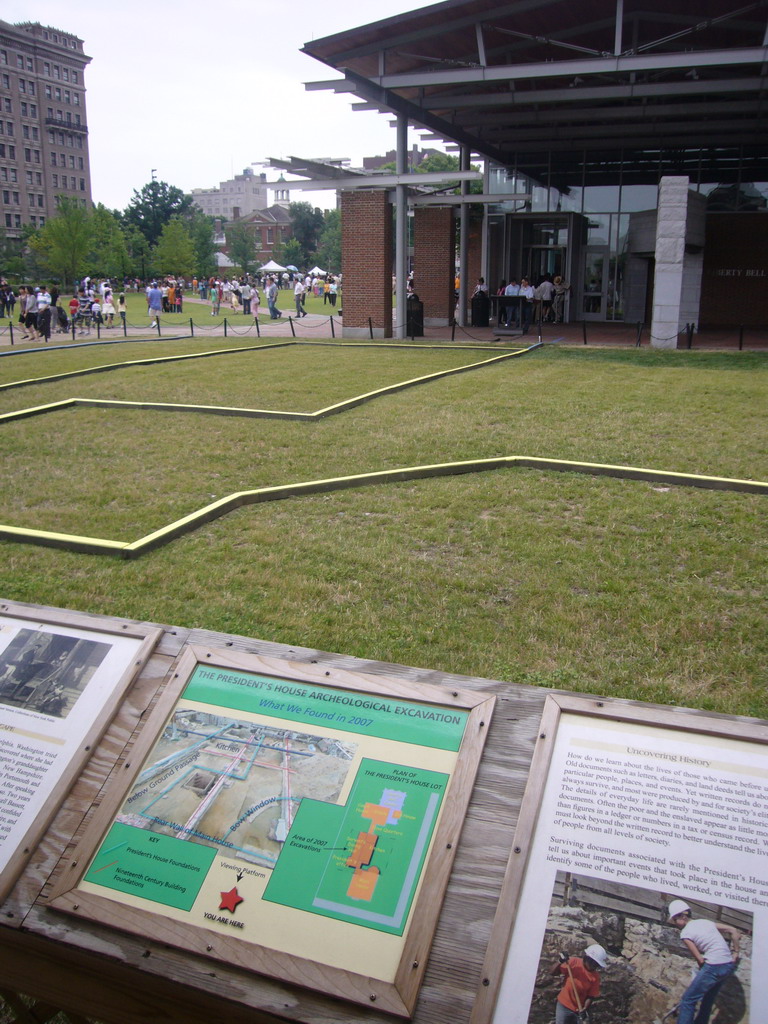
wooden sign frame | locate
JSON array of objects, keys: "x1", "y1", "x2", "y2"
[
  {"x1": 471, "y1": 694, "x2": 768, "y2": 1024},
  {"x1": 48, "y1": 645, "x2": 495, "y2": 1018},
  {"x1": 0, "y1": 600, "x2": 162, "y2": 902}
]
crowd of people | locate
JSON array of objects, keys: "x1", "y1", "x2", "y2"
[
  {"x1": 0, "y1": 269, "x2": 343, "y2": 340},
  {"x1": 472, "y1": 273, "x2": 572, "y2": 331}
]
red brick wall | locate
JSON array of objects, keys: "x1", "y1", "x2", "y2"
[
  {"x1": 413, "y1": 207, "x2": 456, "y2": 322},
  {"x1": 341, "y1": 190, "x2": 393, "y2": 334}
]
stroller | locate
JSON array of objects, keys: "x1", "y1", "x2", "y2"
[{"x1": 54, "y1": 305, "x2": 70, "y2": 334}]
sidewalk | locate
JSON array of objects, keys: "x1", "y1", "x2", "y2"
[{"x1": 1, "y1": 312, "x2": 766, "y2": 352}]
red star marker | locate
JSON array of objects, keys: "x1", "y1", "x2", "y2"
[{"x1": 219, "y1": 886, "x2": 244, "y2": 913}]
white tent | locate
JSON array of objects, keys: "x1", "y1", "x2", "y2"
[
  {"x1": 259, "y1": 259, "x2": 287, "y2": 272},
  {"x1": 309, "y1": 266, "x2": 327, "y2": 276}
]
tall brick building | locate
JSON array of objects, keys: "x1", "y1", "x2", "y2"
[{"x1": 0, "y1": 19, "x2": 92, "y2": 239}]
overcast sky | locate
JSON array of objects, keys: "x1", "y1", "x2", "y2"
[{"x1": 5, "y1": 0, "x2": 440, "y2": 211}]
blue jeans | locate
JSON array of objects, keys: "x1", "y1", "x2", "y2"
[
  {"x1": 555, "y1": 1001, "x2": 580, "y2": 1024},
  {"x1": 677, "y1": 961, "x2": 736, "y2": 1024}
]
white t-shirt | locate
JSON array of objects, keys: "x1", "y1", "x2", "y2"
[{"x1": 680, "y1": 919, "x2": 732, "y2": 965}]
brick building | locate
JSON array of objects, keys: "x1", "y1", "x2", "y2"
[{"x1": 0, "y1": 19, "x2": 92, "y2": 238}]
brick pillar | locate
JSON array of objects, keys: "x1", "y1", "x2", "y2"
[
  {"x1": 413, "y1": 207, "x2": 456, "y2": 326},
  {"x1": 341, "y1": 190, "x2": 392, "y2": 339}
]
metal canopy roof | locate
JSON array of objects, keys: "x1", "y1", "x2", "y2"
[{"x1": 302, "y1": 0, "x2": 768, "y2": 187}]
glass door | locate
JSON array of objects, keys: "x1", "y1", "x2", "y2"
[{"x1": 582, "y1": 248, "x2": 609, "y2": 320}]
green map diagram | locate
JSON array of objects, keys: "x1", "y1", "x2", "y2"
[{"x1": 265, "y1": 758, "x2": 449, "y2": 935}]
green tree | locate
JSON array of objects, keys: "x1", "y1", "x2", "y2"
[
  {"x1": 225, "y1": 221, "x2": 256, "y2": 277},
  {"x1": 317, "y1": 209, "x2": 341, "y2": 273},
  {"x1": 288, "y1": 202, "x2": 324, "y2": 259},
  {"x1": 122, "y1": 224, "x2": 154, "y2": 280},
  {"x1": 185, "y1": 208, "x2": 217, "y2": 279},
  {"x1": 89, "y1": 204, "x2": 129, "y2": 279},
  {"x1": 29, "y1": 196, "x2": 92, "y2": 288},
  {"x1": 123, "y1": 180, "x2": 193, "y2": 248},
  {"x1": 280, "y1": 238, "x2": 305, "y2": 271},
  {"x1": 154, "y1": 217, "x2": 196, "y2": 278}
]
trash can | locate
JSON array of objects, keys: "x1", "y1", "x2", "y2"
[
  {"x1": 471, "y1": 292, "x2": 490, "y2": 327},
  {"x1": 406, "y1": 296, "x2": 424, "y2": 337}
]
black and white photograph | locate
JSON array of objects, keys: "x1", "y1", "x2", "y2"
[{"x1": 0, "y1": 627, "x2": 111, "y2": 718}]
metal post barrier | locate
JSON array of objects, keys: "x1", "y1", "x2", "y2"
[
  {"x1": 96, "y1": 319, "x2": 101, "y2": 339},
  {"x1": 739, "y1": 325, "x2": 744, "y2": 351},
  {"x1": 189, "y1": 318, "x2": 194, "y2": 337},
  {"x1": 223, "y1": 318, "x2": 227, "y2": 338},
  {"x1": 687, "y1": 322, "x2": 694, "y2": 349},
  {"x1": 8, "y1": 322, "x2": 13, "y2": 345},
  {"x1": 71, "y1": 317, "x2": 76, "y2": 341},
  {"x1": 451, "y1": 319, "x2": 456, "y2": 342},
  {"x1": 635, "y1": 321, "x2": 643, "y2": 347},
  {"x1": 329, "y1": 316, "x2": 335, "y2": 339},
  {"x1": 537, "y1": 321, "x2": 542, "y2": 346},
  {"x1": 582, "y1": 321, "x2": 588, "y2": 345},
  {"x1": 255, "y1": 318, "x2": 260, "y2": 338},
  {"x1": 155, "y1": 318, "x2": 161, "y2": 337},
  {"x1": 121, "y1": 316, "x2": 127, "y2": 337},
  {"x1": 368, "y1": 317, "x2": 373, "y2": 340},
  {"x1": 289, "y1": 316, "x2": 296, "y2": 338}
]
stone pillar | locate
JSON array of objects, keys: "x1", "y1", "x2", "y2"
[
  {"x1": 651, "y1": 176, "x2": 689, "y2": 349},
  {"x1": 340, "y1": 190, "x2": 393, "y2": 339},
  {"x1": 413, "y1": 207, "x2": 456, "y2": 326}
]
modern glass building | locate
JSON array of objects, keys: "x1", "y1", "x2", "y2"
[{"x1": 302, "y1": 0, "x2": 768, "y2": 342}]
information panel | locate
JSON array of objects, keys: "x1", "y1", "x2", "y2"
[
  {"x1": 50, "y1": 647, "x2": 494, "y2": 1017},
  {"x1": 472, "y1": 696, "x2": 765, "y2": 1024},
  {"x1": 0, "y1": 603, "x2": 160, "y2": 900}
]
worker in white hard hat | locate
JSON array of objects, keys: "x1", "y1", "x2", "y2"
[
  {"x1": 550, "y1": 942, "x2": 607, "y2": 1023},
  {"x1": 668, "y1": 899, "x2": 740, "y2": 1024}
]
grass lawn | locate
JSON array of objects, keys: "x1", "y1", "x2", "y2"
[{"x1": 0, "y1": 342, "x2": 765, "y2": 718}]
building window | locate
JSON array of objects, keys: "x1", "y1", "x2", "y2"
[
  {"x1": 0, "y1": 168, "x2": 5, "y2": 181},
  {"x1": 1, "y1": 74, "x2": 8, "y2": 89},
  {"x1": 3, "y1": 214, "x2": 10, "y2": 228},
  {"x1": 20, "y1": 102, "x2": 29, "y2": 116},
  {"x1": 33, "y1": 150, "x2": 40, "y2": 164},
  {"x1": 16, "y1": 55, "x2": 23, "y2": 69},
  {"x1": 28, "y1": 193, "x2": 34, "y2": 207},
  {"x1": 50, "y1": 152, "x2": 56, "y2": 166},
  {"x1": 3, "y1": 99, "x2": 11, "y2": 113},
  {"x1": 28, "y1": 82, "x2": 34, "y2": 96},
  {"x1": 0, "y1": 51, "x2": 6, "y2": 66},
  {"x1": 22, "y1": 125, "x2": 29, "y2": 139},
  {"x1": 39, "y1": 216, "x2": 44, "y2": 225},
  {"x1": 43, "y1": 62, "x2": 50, "y2": 76},
  {"x1": 2, "y1": 190, "x2": 9, "y2": 203},
  {"x1": 37, "y1": 194, "x2": 43, "y2": 207},
  {"x1": 26, "y1": 57, "x2": 32, "y2": 71},
  {"x1": 18, "y1": 79, "x2": 26, "y2": 93},
  {"x1": 52, "y1": 173, "x2": 57, "y2": 186},
  {"x1": 72, "y1": 72, "x2": 78, "y2": 84},
  {"x1": 24, "y1": 148, "x2": 31, "y2": 162},
  {"x1": 64, "y1": 90, "x2": 70, "y2": 104},
  {"x1": 30, "y1": 104, "x2": 36, "y2": 117},
  {"x1": 8, "y1": 145, "x2": 15, "y2": 159},
  {"x1": 25, "y1": 170, "x2": 32, "y2": 184},
  {"x1": 54, "y1": 88, "x2": 62, "y2": 102},
  {"x1": 0, "y1": 145, "x2": 4, "y2": 157},
  {"x1": 45, "y1": 85, "x2": 52, "y2": 99},
  {"x1": 14, "y1": 214, "x2": 20, "y2": 228},
  {"x1": 73, "y1": 93, "x2": 80, "y2": 106},
  {"x1": 35, "y1": 172, "x2": 41, "y2": 185},
  {"x1": 79, "y1": 178, "x2": 85, "y2": 191},
  {"x1": 47, "y1": 107, "x2": 53, "y2": 118}
]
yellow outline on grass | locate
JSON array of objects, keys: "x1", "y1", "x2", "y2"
[
  {"x1": 1, "y1": 340, "x2": 765, "y2": 558},
  {"x1": 0, "y1": 456, "x2": 764, "y2": 559},
  {"x1": 0, "y1": 345, "x2": 536, "y2": 423}
]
